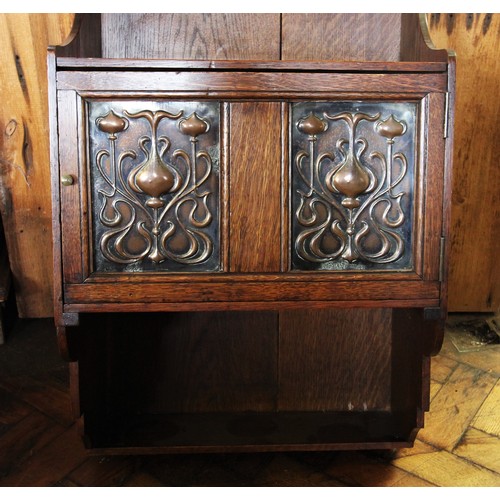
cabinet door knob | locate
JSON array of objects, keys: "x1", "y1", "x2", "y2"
[{"x1": 61, "y1": 174, "x2": 75, "y2": 186}]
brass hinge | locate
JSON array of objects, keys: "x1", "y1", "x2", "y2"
[
  {"x1": 443, "y1": 92, "x2": 450, "y2": 139},
  {"x1": 439, "y1": 236, "x2": 446, "y2": 282}
]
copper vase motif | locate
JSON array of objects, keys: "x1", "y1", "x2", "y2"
[
  {"x1": 91, "y1": 102, "x2": 220, "y2": 272},
  {"x1": 292, "y1": 101, "x2": 415, "y2": 271}
]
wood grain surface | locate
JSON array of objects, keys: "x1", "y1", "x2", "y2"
[
  {"x1": 0, "y1": 14, "x2": 76, "y2": 317},
  {"x1": 281, "y1": 14, "x2": 402, "y2": 61},
  {"x1": 56, "y1": 90, "x2": 82, "y2": 284},
  {"x1": 453, "y1": 427, "x2": 500, "y2": 474},
  {"x1": 278, "y1": 309, "x2": 392, "y2": 411},
  {"x1": 57, "y1": 71, "x2": 447, "y2": 94},
  {"x1": 422, "y1": 93, "x2": 446, "y2": 282},
  {"x1": 101, "y1": 14, "x2": 281, "y2": 60},
  {"x1": 97, "y1": 312, "x2": 278, "y2": 414},
  {"x1": 428, "y1": 13, "x2": 500, "y2": 312},
  {"x1": 229, "y1": 103, "x2": 282, "y2": 273},
  {"x1": 393, "y1": 447, "x2": 500, "y2": 486},
  {"x1": 63, "y1": 280, "x2": 440, "y2": 306},
  {"x1": 417, "y1": 363, "x2": 497, "y2": 451}
]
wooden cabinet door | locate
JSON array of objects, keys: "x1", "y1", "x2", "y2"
[{"x1": 55, "y1": 68, "x2": 447, "y2": 309}]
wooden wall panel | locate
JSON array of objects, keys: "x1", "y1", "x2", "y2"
[
  {"x1": 101, "y1": 14, "x2": 281, "y2": 60},
  {"x1": 428, "y1": 14, "x2": 499, "y2": 312},
  {"x1": 104, "y1": 312, "x2": 279, "y2": 414},
  {"x1": 282, "y1": 14, "x2": 402, "y2": 61},
  {"x1": 0, "y1": 14, "x2": 76, "y2": 317},
  {"x1": 278, "y1": 309, "x2": 392, "y2": 411},
  {"x1": 229, "y1": 103, "x2": 282, "y2": 273}
]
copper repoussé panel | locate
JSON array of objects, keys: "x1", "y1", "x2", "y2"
[
  {"x1": 291, "y1": 101, "x2": 417, "y2": 272},
  {"x1": 87, "y1": 100, "x2": 221, "y2": 273}
]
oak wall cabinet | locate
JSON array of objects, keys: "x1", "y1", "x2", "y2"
[{"x1": 49, "y1": 14, "x2": 454, "y2": 453}]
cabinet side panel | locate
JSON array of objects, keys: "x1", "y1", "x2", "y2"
[
  {"x1": 101, "y1": 14, "x2": 281, "y2": 60},
  {"x1": 278, "y1": 309, "x2": 392, "y2": 411},
  {"x1": 229, "y1": 103, "x2": 282, "y2": 273},
  {"x1": 281, "y1": 14, "x2": 402, "y2": 61}
]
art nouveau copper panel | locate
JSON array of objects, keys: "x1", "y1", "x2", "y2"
[
  {"x1": 291, "y1": 101, "x2": 417, "y2": 272},
  {"x1": 87, "y1": 100, "x2": 221, "y2": 273}
]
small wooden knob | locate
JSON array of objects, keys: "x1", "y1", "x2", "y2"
[{"x1": 61, "y1": 174, "x2": 74, "y2": 186}]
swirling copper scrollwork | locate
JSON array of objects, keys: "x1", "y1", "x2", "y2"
[
  {"x1": 91, "y1": 103, "x2": 219, "y2": 272},
  {"x1": 293, "y1": 103, "x2": 414, "y2": 270}
]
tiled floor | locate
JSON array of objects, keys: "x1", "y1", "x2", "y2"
[{"x1": 0, "y1": 315, "x2": 499, "y2": 487}]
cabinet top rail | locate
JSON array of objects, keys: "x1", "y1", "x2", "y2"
[{"x1": 55, "y1": 57, "x2": 448, "y2": 74}]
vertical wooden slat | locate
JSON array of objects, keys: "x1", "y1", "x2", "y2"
[
  {"x1": 0, "y1": 13, "x2": 76, "y2": 317},
  {"x1": 229, "y1": 102, "x2": 282, "y2": 273},
  {"x1": 423, "y1": 93, "x2": 446, "y2": 282},
  {"x1": 428, "y1": 13, "x2": 500, "y2": 312},
  {"x1": 57, "y1": 91, "x2": 82, "y2": 283}
]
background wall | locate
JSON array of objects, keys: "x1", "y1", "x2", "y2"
[
  {"x1": 0, "y1": 13, "x2": 498, "y2": 317},
  {"x1": 0, "y1": 14, "x2": 76, "y2": 317},
  {"x1": 427, "y1": 13, "x2": 499, "y2": 312}
]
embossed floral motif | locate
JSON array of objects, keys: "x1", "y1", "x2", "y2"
[
  {"x1": 294, "y1": 104, "x2": 412, "y2": 268},
  {"x1": 93, "y1": 105, "x2": 218, "y2": 270}
]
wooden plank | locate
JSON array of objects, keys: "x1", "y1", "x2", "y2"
[
  {"x1": 0, "y1": 386, "x2": 32, "y2": 427},
  {"x1": 392, "y1": 448, "x2": 500, "y2": 486},
  {"x1": 0, "y1": 14, "x2": 76, "y2": 317},
  {"x1": 57, "y1": 90, "x2": 83, "y2": 283},
  {"x1": 64, "y1": 298, "x2": 440, "y2": 314},
  {"x1": 429, "y1": 380, "x2": 442, "y2": 401},
  {"x1": 56, "y1": 57, "x2": 448, "y2": 72},
  {"x1": 0, "y1": 411, "x2": 65, "y2": 478},
  {"x1": 229, "y1": 102, "x2": 282, "y2": 272},
  {"x1": 103, "y1": 312, "x2": 278, "y2": 413},
  {"x1": 57, "y1": 71, "x2": 448, "y2": 94},
  {"x1": 282, "y1": 14, "x2": 402, "y2": 61},
  {"x1": 454, "y1": 427, "x2": 500, "y2": 474},
  {"x1": 252, "y1": 455, "x2": 344, "y2": 487},
  {"x1": 393, "y1": 437, "x2": 438, "y2": 459},
  {"x1": 324, "y1": 450, "x2": 435, "y2": 486},
  {"x1": 0, "y1": 374, "x2": 73, "y2": 427},
  {"x1": 417, "y1": 363, "x2": 497, "y2": 450},
  {"x1": 422, "y1": 93, "x2": 445, "y2": 282},
  {"x1": 471, "y1": 380, "x2": 500, "y2": 438},
  {"x1": 0, "y1": 425, "x2": 87, "y2": 486},
  {"x1": 428, "y1": 13, "x2": 500, "y2": 312},
  {"x1": 123, "y1": 471, "x2": 164, "y2": 486},
  {"x1": 430, "y1": 353, "x2": 458, "y2": 383},
  {"x1": 278, "y1": 309, "x2": 392, "y2": 411},
  {"x1": 63, "y1": 280, "x2": 440, "y2": 305},
  {"x1": 101, "y1": 14, "x2": 281, "y2": 60},
  {"x1": 67, "y1": 456, "x2": 136, "y2": 486}
]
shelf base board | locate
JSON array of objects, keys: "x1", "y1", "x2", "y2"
[{"x1": 83, "y1": 410, "x2": 419, "y2": 455}]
